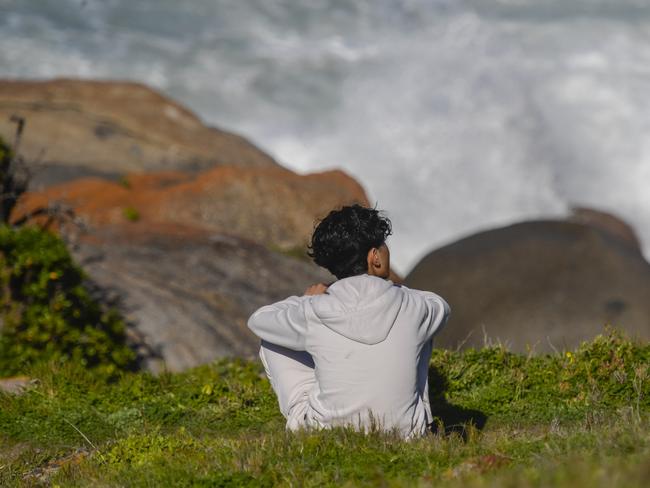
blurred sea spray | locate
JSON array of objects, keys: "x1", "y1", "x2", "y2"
[{"x1": 2, "y1": 0, "x2": 650, "y2": 272}]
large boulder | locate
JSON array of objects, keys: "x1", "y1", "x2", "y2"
[
  {"x1": 0, "y1": 79, "x2": 277, "y2": 188},
  {"x1": 71, "y1": 222, "x2": 333, "y2": 372},
  {"x1": 405, "y1": 213, "x2": 650, "y2": 353}
]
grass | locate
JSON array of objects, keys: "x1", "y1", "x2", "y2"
[{"x1": 0, "y1": 332, "x2": 649, "y2": 487}]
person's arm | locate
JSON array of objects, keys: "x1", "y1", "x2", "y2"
[
  {"x1": 409, "y1": 288, "x2": 451, "y2": 340},
  {"x1": 247, "y1": 283, "x2": 329, "y2": 351},
  {"x1": 247, "y1": 296, "x2": 310, "y2": 350}
]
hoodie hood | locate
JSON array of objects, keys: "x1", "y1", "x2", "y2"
[{"x1": 310, "y1": 275, "x2": 403, "y2": 345}]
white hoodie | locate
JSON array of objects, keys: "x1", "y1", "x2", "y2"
[{"x1": 247, "y1": 274, "x2": 450, "y2": 438}]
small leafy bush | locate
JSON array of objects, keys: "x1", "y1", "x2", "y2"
[
  {"x1": 122, "y1": 206, "x2": 140, "y2": 222},
  {"x1": 0, "y1": 225, "x2": 136, "y2": 376}
]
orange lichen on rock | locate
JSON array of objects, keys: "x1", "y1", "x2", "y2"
[{"x1": 15, "y1": 165, "x2": 370, "y2": 251}]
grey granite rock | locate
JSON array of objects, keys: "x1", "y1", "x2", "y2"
[
  {"x1": 406, "y1": 217, "x2": 650, "y2": 353},
  {"x1": 72, "y1": 224, "x2": 333, "y2": 372}
]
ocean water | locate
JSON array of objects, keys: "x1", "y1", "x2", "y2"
[{"x1": 2, "y1": 0, "x2": 650, "y2": 273}]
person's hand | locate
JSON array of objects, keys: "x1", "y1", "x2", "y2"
[{"x1": 304, "y1": 283, "x2": 329, "y2": 296}]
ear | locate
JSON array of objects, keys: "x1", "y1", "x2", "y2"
[{"x1": 366, "y1": 247, "x2": 380, "y2": 274}]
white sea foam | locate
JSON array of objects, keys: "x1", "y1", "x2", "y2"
[{"x1": 2, "y1": 0, "x2": 650, "y2": 273}]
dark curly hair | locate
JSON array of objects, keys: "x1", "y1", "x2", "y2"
[{"x1": 308, "y1": 204, "x2": 392, "y2": 279}]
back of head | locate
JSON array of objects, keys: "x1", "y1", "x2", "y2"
[{"x1": 309, "y1": 204, "x2": 392, "y2": 279}]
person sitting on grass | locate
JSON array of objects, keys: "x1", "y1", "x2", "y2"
[{"x1": 247, "y1": 204, "x2": 450, "y2": 439}]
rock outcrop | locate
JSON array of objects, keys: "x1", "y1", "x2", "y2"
[
  {"x1": 13, "y1": 163, "x2": 368, "y2": 371},
  {"x1": 15, "y1": 165, "x2": 369, "y2": 252},
  {"x1": 0, "y1": 79, "x2": 278, "y2": 188},
  {"x1": 72, "y1": 223, "x2": 333, "y2": 372},
  {"x1": 1, "y1": 78, "x2": 371, "y2": 371},
  {"x1": 0, "y1": 375, "x2": 33, "y2": 395},
  {"x1": 405, "y1": 214, "x2": 650, "y2": 353}
]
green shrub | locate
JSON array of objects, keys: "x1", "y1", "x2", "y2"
[
  {"x1": 0, "y1": 225, "x2": 136, "y2": 376},
  {"x1": 122, "y1": 206, "x2": 140, "y2": 222}
]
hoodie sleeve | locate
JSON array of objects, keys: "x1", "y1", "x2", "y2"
[
  {"x1": 413, "y1": 290, "x2": 451, "y2": 340},
  {"x1": 247, "y1": 296, "x2": 310, "y2": 351}
]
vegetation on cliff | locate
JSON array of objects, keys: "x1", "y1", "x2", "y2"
[
  {"x1": 1, "y1": 332, "x2": 648, "y2": 487},
  {"x1": 0, "y1": 225, "x2": 136, "y2": 377}
]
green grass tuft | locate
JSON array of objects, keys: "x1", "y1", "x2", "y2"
[{"x1": 122, "y1": 206, "x2": 140, "y2": 222}]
